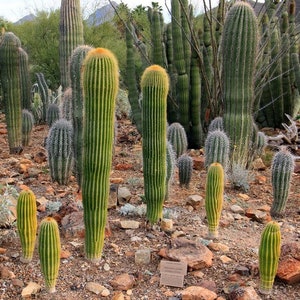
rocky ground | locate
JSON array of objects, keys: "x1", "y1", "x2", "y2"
[{"x1": 0, "y1": 114, "x2": 300, "y2": 300}]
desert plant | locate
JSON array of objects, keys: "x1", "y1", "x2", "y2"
[
  {"x1": 46, "y1": 103, "x2": 60, "y2": 127},
  {"x1": 46, "y1": 119, "x2": 73, "y2": 185},
  {"x1": 35, "y1": 73, "x2": 50, "y2": 123},
  {"x1": 165, "y1": 141, "x2": 176, "y2": 200},
  {"x1": 270, "y1": 148, "x2": 294, "y2": 217},
  {"x1": 16, "y1": 189, "x2": 37, "y2": 263},
  {"x1": 228, "y1": 163, "x2": 253, "y2": 192},
  {"x1": 208, "y1": 116, "x2": 223, "y2": 132},
  {"x1": 142, "y1": 64, "x2": 169, "y2": 224},
  {"x1": 19, "y1": 47, "x2": 31, "y2": 110},
  {"x1": 38, "y1": 217, "x2": 61, "y2": 293},
  {"x1": 61, "y1": 87, "x2": 72, "y2": 121},
  {"x1": 259, "y1": 221, "x2": 281, "y2": 295},
  {"x1": 205, "y1": 162, "x2": 224, "y2": 238},
  {"x1": 82, "y1": 48, "x2": 119, "y2": 261},
  {"x1": 22, "y1": 109, "x2": 34, "y2": 146},
  {"x1": 178, "y1": 154, "x2": 193, "y2": 188},
  {"x1": 167, "y1": 122, "x2": 188, "y2": 158}
]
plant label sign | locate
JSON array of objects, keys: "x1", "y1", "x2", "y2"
[{"x1": 160, "y1": 260, "x2": 187, "y2": 287}]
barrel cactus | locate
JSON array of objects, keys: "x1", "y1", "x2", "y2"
[
  {"x1": 22, "y1": 109, "x2": 34, "y2": 146},
  {"x1": 178, "y1": 154, "x2": 193, "y2": 188},
  {"x1": 46, "y1": 103, "x2": 60, "y2": 127},
  {"x1": 167, "y1": 122, "x2": 188, "y2": 158}
]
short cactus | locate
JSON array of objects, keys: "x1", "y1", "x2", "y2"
[
  {"x1": 208, "y1": 116, "x2": 223, "y2": 132},
  {"x1": 38, "y1": 217, "x2": 61, "y2": 293},
  {"x1": 259, "y1": 221, "x2": 281, "y2": 295},
  {"x1": 22, "y1": 109, "x2": 34, "y2": 146},
  {"x1": 46, "y1": 119, "x2": 73, "y2": 185},
  {"x1": 167, "y1": 122, "x2": 188, "y2": 158},
  {"x1": 178, "y1": 154, "x2": 193, "y2": 188},
  {"x1": 61, "y1": 87, "x2": 72, "y2": 121},
  {"x1": 165, "y1": 141, "x2": 176, "y2": 200},
  {"x1": 271, "y1": 148, "x2": 294, "y2": 217},
  {"x1": 205, "y1": 162, "x2": 224, "y2": 238},
  {"x1": 16, "y1": 189, "x2": 37, "y2": 263},
  {"x1": 46, "y1": 103, "x2": 60, "y2": 128},
  {"x1": 204, "y1": 129, "x2": 230, "y2": 172}
]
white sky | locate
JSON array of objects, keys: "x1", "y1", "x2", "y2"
[{"x1": 0, "y1": 0, "x2": 216, "y2": 23}]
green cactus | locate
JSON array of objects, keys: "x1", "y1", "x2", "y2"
[
  {"x1": 165, "y1": 141, "x2": 176, "y2": 200},
  {"x1": 19, "y1": 47, "x2": 31, "y2": 110},
  {"x1": 271, "y1": 148, "x2": 294, "y2": 217},
  {"x1": 46, "y1": 119, "x2": 73, "y2": 185},
  {"x1": 0, "y1": 32, "x2": 23, "y2": 154},
  {"x1": 222, "y1": 2, "x2": 258, "y2": 169},
  {"x1": 38, "y1": 217, "x2": 61, "y2": 293},
  {"x1": 82, "y1": 48, "x2": 119, "y2": 261},
  {"x1": 178, "y1": 154, "x2": 193, "y2": 188},
  {"x1": 59, "y1": 0, "x2": 84, "y2": 90},
  {"x1": 204, "y1": 129, "x2": 230, "y2": 172},
  {"x1": 70, "y1": 45, "x2": 93, "y2": 189},
  {"x1": 208, "y1": 116, "x2": 223, "y2": 132},
  {"x1": 22, "y1": 109, "x2": 34, "y2": 146},
  {"x1": 141, "y1": 64, "x2": 169, "y2": 224},
  {"x1": 16, "y1": 189, "x2": 37, "y2": 263},
  {"x1": 61, "y1": 87, "x2": 72, "y2": 121},
  {"x1": 36, "y1": 73, "x2": 49, "y2": 123},
  {"x1": 259, "y1": 221, "x2": 281, "y2": 295},
  {"x1": 205, "y1": 162, "x2": 224, "y2": 239},
  {"x1": 167, "y1": 122, "x2": 188, "y2": 158},
  {"x1": 46, "y1": 103, "x2": 60, "y2": 128}
]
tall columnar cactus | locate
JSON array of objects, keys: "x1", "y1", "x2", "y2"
[
  {"x1": 70, "y1": 45, "x2": 93, "y2": 189},
  {"x1": 36, "y1": 72, "x2": 49, "y2": 123},
  {"x1": 205, "y1": 162, "x2": 224, "y2": 238},
  {"x1": 61, "y1": 87, "x2": 72, "y2": 121},
  {"x1": 46, "y1": 103, "x2": 60, "y2": 128},
  {"x1": 271, "y1": 148, "x2": 294, "y2": 217},
  {"x1": 0, "y1": 32, "x2": 23, "y2": 154},
  {"x1": 165, "y1": 141, "x2": 176, "y2": 200},
  {"x1": 59, "y1": 0, "x2": 84, "y2": 90},
  {"x1": 19, "y1": 47, "x2": 31, "y2": 110},
  {"x1": 46, "y1": 119, "x2": 73, "y2": 185},
  {"x1": 167, "y1": 122, "x2": 188, "y2": 158},
  {"x1": 259, "y1": 221, "x2": 281, "y2": 294},
  {"x1": 22, "y1": 109, "x2": 35, "y2": 146},
  {"x1": 204, "y1": 129, "x2": 230, "y2": 172},
  {"x1": 38, "y1": 217, "x2": 61, "y2": 293},
  {"x1": 178, "y1": 154, "x2": 193, "y2": 188},
  {"x1": 141, "y1": 65, "x2": 169, "y2": 224},
  {"x1": 16, "y1": 189, "x2": 37, "y2": 263},
  {"x1": 82, "y1": 48, "x2": 119, "y2": 261},
  {"x1": 221, "y1": 2, "x2": 258, "y2": 169}
]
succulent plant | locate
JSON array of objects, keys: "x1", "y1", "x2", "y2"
[
  {"x1": 61, "y1": 87, "x2": 72, "y2": 121},
  {"x1": 178, "y1": 154, "x2": 193, "y2": 188},
  {"x1": 22, "y1": 109, "x2": 34, "y2": 146},
  {"x1": 208, "y1": 117, "x2": 223, "y2": 132},
  {"x1": 167, "y1": 122, "x2": 188, "y2": 158},
  {"x1": 46, "y1": 103, "x2": 60, "y2": 128},
  {"x1": 165, "y1": 141, "x2": 176, "y2": 200}
]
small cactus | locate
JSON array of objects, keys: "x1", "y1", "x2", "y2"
[
  {"x1": 61, "y1": 87, "x2": 72, "y2": 121},
  {"x1": 46, "y1": 103, "x2": 60, "y2": 128},
  {"x1": 22, "y1": 109, "x2": 34, "y2": 146},
  {"x1": 259, "y1": 221, "x2": 281, "y2": 295},
  {"x1": 165, "y1": 141, "x2": 176, "y2": 200},
  {"x1": 208, "y1": 116, "x2": 223, "y2": 132},
  {"x1": 205, "y1": 162, "x2": 224, "y2": 238},
  {"x1": 167, "y1": 122, "x2": 188, "y2": 158},
  {"x1": 16, "y1": 189, "x2": 37, "y2": 263},
  {"x1": 271, "y1": 148, "x2": 294, "y2": 217},
  {"x1": 46, "y1": 119, "x2": 73, "y2": 185},
  {"x1": 178, "y1": 154, "x2": 193, "y2": 188},
  {"x1": 38, "y1": 217, "x2": 61, "y2": 293}
]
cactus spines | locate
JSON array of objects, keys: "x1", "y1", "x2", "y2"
[
  {"x1": 258, "y1": 221, "x2": 281, "y2": 294},
  {"x1": 61, "y1": 87, "x2": 72, "y2": 121},
  {"x1": 167, "y1": 122, "x2": 188, "y2": 158},
  {"x1": 46, "y1": 103, "x2": 60, "y2": 128},
  {"x1": 36, "y1": 73, "x2": 49, "y2": 123},
  {"x1": 208, "y1": 116, "x2": 223, "y2": 132},
  {"x1": 46, "y1": 119, "x2": 73, "y2": 185},
  {"x1": 22, "y1": 109, "x2": 34, "y2": 146},
  {"x1": 19, "y1": 47, "x2": 31, "y2": 110},
  {"x1": 205, "y1": 162, "x2": 224, "y2": 239},
  {"x1": 178, "y1": 154, "x2": 193, "y2": 188},
  {"x1": 82, "y1": 48, "x2": 119, "y2": 261},
  {"x1": 204, "y1": 129, "x2": 230, "y2": 172},
  {"x1": 38, "y1": 217, "x2": 61, "y2": 293},
  {"x1": 271, "y1": 148, "x2": 294, "y2": 217},
  {"x1": 16, "y1": 189, "x2": 37, "y2": 263},
  {"x1": 166, "y1": 141, "x2": 176, "y2": 200},
  {"x1": 141, "y1": 64, "x2": 169, "y2": 224}
]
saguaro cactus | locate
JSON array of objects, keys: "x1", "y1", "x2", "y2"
[
  {"x1": 259, "y1": 221, "x2": 281, "y2": 294},
  {"x1": 22, "y1": 109, "x2": 35, "y2": 146},
  {"x1": 38, "y1": 217, "x2": 61, "y2": 293},
  {"x1": 141, "y1": 64, "x2": 169, "y2": 224},
  {"x1": 82, "y1": 48, "x2": 119, "y2": 261},
  {"x1": 205, "y1": 162, "x2": 224, "y2": 238},
  {"x1": 271, "y1": 148, "x2": 294, "y2": 216},
  {"x1": 17, "y1": 189, "x2": 37, "y2": 263},
  {"x1": 0, "y1": 32, "x2": 23, "y2": 154}
]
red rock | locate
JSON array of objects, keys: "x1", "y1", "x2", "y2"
[
  {"x1": 110, "y1": 178, "x2": 124, "y2": 184},
  {"x1": 110, "y1": 273, "x2": 135, "y2": 291},
  {"x1": 228, "y1": 286, "x2": 261, "y2": 300},
  {"x1": 0, "y1": 247, "x2": 7, "y2": 254},
  {"x1": 60, "y1": 250, "x2": 71, "y2": 259},
  {"x1": 192, "y1": 156, "x2": 205, "y2": 170},
  {"x1": 33, "y1": 151, "x2": 47, "y2": 163},
  {"x1": 115, "y1": 163, "x2": 133, "y2": 170},
  {"x1": 181, "y1": 286, "x2": 218, "y2": 300},
  {"x1": 277, "y1": 257, "x2": 300, "y2": 284}
]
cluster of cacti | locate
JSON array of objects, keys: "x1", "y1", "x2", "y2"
[
  {"x1": 167, "y1": 122, "x2": 188, "y2": 158},
  {"x1": 38, "y1": 217, "x2": 61, "y2": 293},
  {"x1": 46, "y1": 119, "x2": 73, "y2": 185},
  {"x1": 0, "y1": 32, "x2": 23, "y2": 154},
  {"x1": 22, "y1": 109, "x2": 35, "y2": 146},
  {"x1": 205, "y1": 162, "x2": 224, "y2": 239},
  {"x1": 46, "y1": 103, "x2": 60, "y2": 127},
  {"x1": 270, "y1": 148, "x2": 294, "y2": 217},
  {"x1": 259, "y1": 221, "x2": 281, "y2": 294},
  {"x1": 204, "y1": 129, "x2": 230, "y2": 172},
  {"x1": 82, "y1": 48, "x2": 119, "y2": 261},
  {"x1": 61, "y1": 87, "x2": 72, "y2": 121},
  {"x1": 59, "y1": 0, "x2": 84, "y2": 90},
  {"x1": 141, "y1": 64, "x2": 169, "y2": 224},
  {"x1": 70, "y1": 45, "x2": 93, "y2": 189},
  {"x1": 178, "y1": 153, "x2": 193, "y2": 188},
  {"x1": 16, "y1": 189, "x2": 37, "y2": 263}
]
